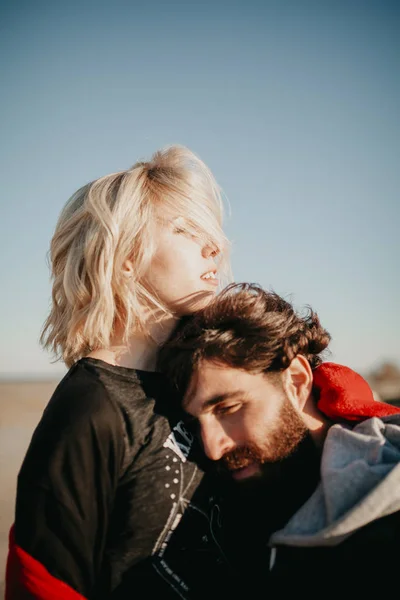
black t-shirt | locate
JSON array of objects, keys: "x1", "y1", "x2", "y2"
[{"x1": 15, "y1": 358, "x2": 233, "y2": 599}]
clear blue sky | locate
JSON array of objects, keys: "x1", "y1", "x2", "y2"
[{"x1": 1, "y1": 0, "x2": 399, "y2": 379}]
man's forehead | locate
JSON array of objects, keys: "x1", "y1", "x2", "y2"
[
  {"x1": 187, "y1": 360, "x2": 232, "y2": 388},
  {"x1": 183, "y1": 361, "x2": 263, "y2": 413},
  {"x1": 183, "y1": 362, "x2": 228, "y2": 410},
  {"x1": 183, "y1": 368, "x2": 208, "y2": 411}
]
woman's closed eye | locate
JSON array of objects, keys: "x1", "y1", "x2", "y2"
[{"x1": 173, "y1": 226, "x2": 187, "y2": 234}]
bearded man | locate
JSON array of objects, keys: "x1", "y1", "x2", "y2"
[{"x1": 158, "y1": 283, "x2": 400, "y2": 594}]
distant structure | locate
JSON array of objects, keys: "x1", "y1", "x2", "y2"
[{"x1": 365, "y1": 362, "x2": 400, "y2": 407}]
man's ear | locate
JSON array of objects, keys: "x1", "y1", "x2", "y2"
[{"x1": 282, "y1": 355, "x2": 313, "y2": 410}]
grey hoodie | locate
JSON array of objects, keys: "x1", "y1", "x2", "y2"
[{"x1": 269, "y1": 413, "x2": 400, "y2": 554}]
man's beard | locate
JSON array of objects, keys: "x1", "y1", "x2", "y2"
[{"x1": 217, "y1": 396, "x2": 308, "y2": 479}]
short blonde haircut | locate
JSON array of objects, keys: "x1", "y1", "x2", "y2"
[{"x1": 41, "y1": 145, "x2": 231, "y2": 367}]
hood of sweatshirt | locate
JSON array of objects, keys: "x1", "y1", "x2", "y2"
[{"x1": 269, "y1": 413, "x2": 400, "y2": 548}]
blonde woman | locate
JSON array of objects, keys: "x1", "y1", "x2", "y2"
[{"x1": 6, "y1": 146, "x2": 232, "y2": 600}]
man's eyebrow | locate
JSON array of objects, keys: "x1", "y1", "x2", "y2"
[{"x1": 184, "y1": 390, "x2": 244, "y2": 411}]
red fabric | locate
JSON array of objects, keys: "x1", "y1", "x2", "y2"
[
  {"x1": 5, "y1": 524, "x2": 86, "y2": 600},
  {"x1": 314, "y1": 362, "x2": 400, "y2": 421}
]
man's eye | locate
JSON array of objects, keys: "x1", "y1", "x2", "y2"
[
  {"x1": 215, "y1": 403, "x2": 241, "y2": 416},
  {"x1": 173, "y1": 226, "x2": 186, "y2": 234}
]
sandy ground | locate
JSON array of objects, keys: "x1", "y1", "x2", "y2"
[{"x1": 0, "y1": 380, "x2": 60, "y2": 599}]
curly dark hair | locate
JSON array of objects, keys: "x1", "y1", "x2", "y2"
[{"x1": 158, "y1": 283, "x2": 331, "y2": 395}]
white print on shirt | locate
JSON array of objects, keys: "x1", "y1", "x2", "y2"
[
  {"x1": 153, "y1": 559, "x2": 189, "y2": 599},
  {"x1": 163, "y1": 420, "x2": 193, "y2": 463},
  {"x1": 152, "y1": 460, "x2": 198, "y2": 555},
  {"x1": 153, "y1": 491, "x2": 228, "y2": 598},
  {"x1": 152, "y1": 424, "x2": 229, "y2": 598}
]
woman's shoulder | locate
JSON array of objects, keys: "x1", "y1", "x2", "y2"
[
  {"x1": 37, "y1": 358, "x2": 169, "y2": 438},
  {"x1": 22, "y1": 358, "x2": 139, "y2": 453},
  {"x1": 48, "y1": 357, "x2": 151, "y2": 411},
  {"x1": 44, "y1": 358, "x2": 121, "y2": 420},
  {"x1": 17, "y1": 360, "x2": 131, "y2": 489}
]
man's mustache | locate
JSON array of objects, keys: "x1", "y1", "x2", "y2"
[{"x1": 218, "y1": 444, "x2": 264, "y2": 472}]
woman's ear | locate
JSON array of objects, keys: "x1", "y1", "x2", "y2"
[
  {"x1": 122, "y1": 259, "x2": 134, "y2": 277},
  {"x1": 282, "y1": 355, "x2": 313, "y2": 411}
]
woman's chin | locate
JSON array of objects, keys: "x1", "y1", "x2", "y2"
[{"x1": 175, "y1": 290, "x2": 217, "y2": 315}]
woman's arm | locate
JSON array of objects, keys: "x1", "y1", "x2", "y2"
[{"x1": 6, "y1": 373, "x2": 125, "y2": 599}]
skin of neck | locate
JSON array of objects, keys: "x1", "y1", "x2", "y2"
[
  {"x1": 282, "y1": 356, "x2": 332, "y2": 450},
  {"x1": 88, "y1": 309, "x2": 179, "y2": 372},
  {"x1": 301, "y1": 391, "x2": 332, "y2": 449}
]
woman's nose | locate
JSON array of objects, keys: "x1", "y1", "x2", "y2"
[{"x1": 201, "y1": 243, "x2": 220, "y2": 259}]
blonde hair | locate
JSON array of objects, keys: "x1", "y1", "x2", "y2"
[{"x1": 41, "y1": 145, "x2": 231, "y2": 367}]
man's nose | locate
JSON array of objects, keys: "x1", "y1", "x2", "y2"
[{"x1": 200, "y1": 420, "x2": 233, "y2": 461}]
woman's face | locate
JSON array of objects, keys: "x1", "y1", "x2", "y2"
[{"x1": 144, "y1": 216, "x2": 222, "y2": 315}]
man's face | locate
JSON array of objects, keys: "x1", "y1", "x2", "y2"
[{"x1": 184, "y1": 360, "x2": 308, "y2": 482}]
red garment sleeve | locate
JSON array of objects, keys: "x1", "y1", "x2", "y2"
[
  {"x1": 314, "y1": 362, "x2": 400, "y2": 421},
  {"x1": 9, "y1": 370, "x2": 125, "y2": 597},
  {"x1": 5, "y1": 524, "x2": 87, "y2": 600}
]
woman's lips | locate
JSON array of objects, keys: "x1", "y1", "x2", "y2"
[
  {"x1": 202, "y1": 278, "x2": 219, "y2": 287},
  {"x1": 200, "y1": 271, "x2": 218, "y2": 286}
]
